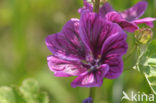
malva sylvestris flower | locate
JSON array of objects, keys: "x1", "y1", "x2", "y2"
[
  {"x1": 45, "y1": 12, "x2": 128, "y2": 88},
  {"x1": 79, "y1": 0, "x2": 156, "y2": 32}
]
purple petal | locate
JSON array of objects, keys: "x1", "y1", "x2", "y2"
[
  {"x1": 133, "y1": 17, "x2": 156, "y2": 28},
  {"x1": 101, "y1": 33, "x2": 128, "y2": 79},
  {"x1": 120, "y1": 1, "x2": 147, "y2": 21},
  {"x1": 47, "y1": 56, "x2": 87, "y2": 77},
  {"x1": 105, "y1": 11, "x2": 138, "y2": 32},
  {"x1": 101, "y1": 32, "x2": 127, "y2": 59},
  {"x1": 45, "y1": 19, "x2": 87, "y2": 61},
  {"x1": 83, "y1": 97, "x2": 93, "y2": 103},
  {"x1": 79, "y1": 12, "x2": 104, "y2": 55},
  {"x1": 99, "y1": 2, "x2": 114, "y2": 17},
  {"x1": 105, "y1": 11, "x2": 123, "y2": 22},
  {"x1": 78, "y1": 0, "x2": 93, "y2": 14},
  {"x1": 71, "y1": 64, "x2": 109, "y2": 88},
  {"x1": 118, "y1": 21, "x2": 138, "y2": 32},
  {"x1": 104, "y1": 56, "x2": 123, "y2": 79},
  {"x1": 79, "y1": 12, "x2": 126, "y2": 57}
]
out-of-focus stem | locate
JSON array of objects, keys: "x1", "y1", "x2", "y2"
[
  {"x1": 93, "y1": 0, "x2": 100, "y2": 13},
  {"x1": 89, "y1": 87, "x2": 96, "y2": 102}
]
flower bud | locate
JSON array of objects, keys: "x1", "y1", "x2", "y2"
[
  {"x1": 135, "y1": 28, "x2": 153, "y2": 44},
  {"x1": 83, "y1": 97, "x2": 93, "y2": 103}
]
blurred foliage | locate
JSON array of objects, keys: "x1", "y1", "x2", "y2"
[
  {"x1": 0, "y1": 0, "x2": 156, "y2": 103},
  {"x1": 0, "y1": 79, "x2": 49, "y2": 103}
]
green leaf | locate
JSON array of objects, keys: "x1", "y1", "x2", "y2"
[
  {"x1": 38, "y1": 92, "x2": 49, "y2": 103},
  {"x1": 19, "y1": 79, "x2": 39, "y2": 103},
  {"x1": 145, "y1": 57, "x2": 156, "y2": 67},
  {"x1": 0, "y1": 87, "x2": 16, "y2": 103},
  {"x1": 147, "y1": 40, "x2": 156, "y2": 56},
  {"x1": 0, "y1": 79, "x2": 50, "y2": 103},
  {"x1": 136, "y1": 39, "x2": 156, "y2": 95},
  {"x1": 144, "y1": 67, "x2": 156, "y2": 95},
  {"x1": 143, "y1": 54, "x2": 156, "y2": 95},
  {"x1": 12, "y1": 86, "x2": 26, "y2": 103}
]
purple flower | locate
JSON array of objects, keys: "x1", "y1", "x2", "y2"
[
  {"x1": 45, "y1": 12, "x2": 128, "y2": 87},
  {"x1": 80, "y1": 0, "x2": 156, "y2": 32},
  {"x1": 78, "y1": 0, "x2": 93, "y2": 13},
  {"x1": 83, "y1": 97, "x2": 93, "y2": 103}
]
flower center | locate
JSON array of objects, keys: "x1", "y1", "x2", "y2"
[
  {"x1": 81, "y1": 59, "x2": 100, "y2": 72},
  {"x1": 89, "y1": 59, "x2": 100, "y2": 72}
]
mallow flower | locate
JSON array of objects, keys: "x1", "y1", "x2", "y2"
[
  {"x1": 79, "y1": 0, "x2": 156, "y2": 32},
  {"x1": 45, "y1": 12, "x2": 128, "y2": 87}
]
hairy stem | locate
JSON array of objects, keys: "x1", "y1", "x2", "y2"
[
  {"x1": 89, "y1": 87, "x2": 96, "y2": 102},
  {"x1": 93, "y1": 0, "x2": 100, "y2": 13}
]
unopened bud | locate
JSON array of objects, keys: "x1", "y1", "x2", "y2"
[
  {"x1": 83, "y1": 97, "x2": 93, "y2": 103},
  {"x1": 135, "y1": 28, "x2": 153, "y2": 44}
]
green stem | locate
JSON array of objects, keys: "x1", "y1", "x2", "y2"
[
  {"x1": 89, "y1": 87, "x2": 96, "y2": 102},
  {"x1": 93, "y1": 0, "x2": 100, "y2": 13}
]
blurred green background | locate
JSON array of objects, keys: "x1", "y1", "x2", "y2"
[{"x1": 0, "y1": 0, "x2": 156, "y2": 103}]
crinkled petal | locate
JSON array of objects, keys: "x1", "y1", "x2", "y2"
[
  {"x1": 45, "y1": 19, "x2": 87, "y2": 61},
  {"x1": 105, "y1": 11, "x2": 138, "y2": 32},
  {"x1": 78, "y1": 0, "x2": 93, "y2": 14},
  {"x1": 133, "y1": 17, "x2": 156, "y2": 28},
  {"x1": 105, "y1": 11, "x2": 123, "y2": 22},
  {"x1": 47, "y1": 56, "x2": 87, "y2": 77},
  {"x1": 83, "y1": 97, "x2": 93, "y2": 103},
  {"x1": 101, "y1": 33, "x2": 128, "y2": 79},
  {"x1": 120, "y1": 1, "x2": 147, "y2": 21},
  {"x1": 71, "y1": 64, "x2": 109, "y2": 88},
  {"x1": 79, "y1": 12, "x2": 125, "y2": 56},
  {"x1": 99, "y1": 2, "x2": 114, "y2": 17}
]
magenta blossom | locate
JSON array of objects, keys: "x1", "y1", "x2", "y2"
[
  {"x1": 79, "y1": 0, "x2": 156, "y2": 32},
  {"x1": 45, "y1": 12, "x2": 128, "y2": 87},
  {"x1": 83, "y1": 97, "x2": 93, "y2": 103}
]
